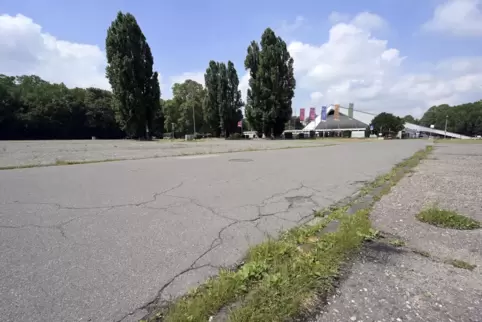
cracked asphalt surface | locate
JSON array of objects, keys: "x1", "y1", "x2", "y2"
[
  {"x1": 315, "y1": 143, "x2": 482, "y2": 322},
  {"x1": 0, "y1": 140, "x2": 428, "y2": 322},
  {"x1": 0, "y1": 138, "x2": 342, "y2": 168}
]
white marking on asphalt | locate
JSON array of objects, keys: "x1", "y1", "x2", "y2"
[{"x1": 177, "y1": 154, "x2": 220, "y2": 160}]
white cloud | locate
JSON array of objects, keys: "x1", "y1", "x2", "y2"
[
  {"x1": 0, "y1": 14, "x2": 110, "y2": 89},
  {"x1": 286, "y1": 11, "x2": 482, "y2": 117},
  {"x1": 423, "y1": 0, "x2": 482, "y2": 36},
  {"x1": 0, "y1": 14, "x2": 166, "y2": 93}
]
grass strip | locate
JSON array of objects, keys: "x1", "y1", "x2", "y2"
[
  {"x1": 416, "y1": 207, "x2": 480, "y2": 230},
  {"x1": 148, "y1": 145, "x2": 433, "y2": 322},
  {"x1": 227, "y1": 210, "x2": 370, "y2": 321},
  {"x1": 434, "y1": 139, "x2": 482, "y2": 144},
  {"x1": 446, "y1": 259, "x2": 477, "y2": 271}
]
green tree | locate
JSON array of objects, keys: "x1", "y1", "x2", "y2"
[
  {"x1": 244, "y1": 28, "x2": 295, "y2": 137},
  {"x1": 203, "y1": 61, "x2": 221, "y2": 136},
  {"x1": 402, "y1": 115, "x2": 419, "y2": 124},
  {"x1": 163, "y1": 99, "x2": 180, "y2": 136},
  {"x1": 171, "y1": 80, "x2": 205, "y2": 134},
  {"x1": 244, "y1": 41, "x2": 263, "y2": 134},
  {"x1": 203, "y1": 60, "x2": 244, "y2": 137},
  {"x1": 225, "y1": 61, "x2": 244, "y2": 136},
  {"x1": 0, "y1": 74, "x2": 124, "y2": 139},
  {"x1": 105, "y1": 11, "x2": 161, "y2": 139},
  {"x1": 419, "y1": 101, "x2": 482, "y2": 136},
  {"x1": 371, "y1": 112, "x2": 405, "y2": 136}
]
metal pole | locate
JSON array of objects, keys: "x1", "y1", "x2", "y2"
[
  {"x1": 192, "y1": 104, "x2": 196, "y2": 134},
  {"x1": 444, "y1": 115, "x2": 448, "y2": 139}
]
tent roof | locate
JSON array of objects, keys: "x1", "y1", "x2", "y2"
[{"x1": 315, "y1": 113, "x2": 368, "y2": 130}]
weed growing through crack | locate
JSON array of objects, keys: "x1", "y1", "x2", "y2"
[
  {"x1": 446, "y1": 259, "x2": 477, "y2": 271},
  {"x1": 413, "y1": 249, "x2": 431, "y2": 258},
  {"x1": 416, "y1": 207, "x2": 480, "y2": 230},
  {"x1": 389, "y1": 239, "x2": 405, "y2": 247}
]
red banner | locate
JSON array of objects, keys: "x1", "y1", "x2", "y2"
[
  {"x1": 300, "y1": 108, "x2": 305, "y2": 122},
  {"x1": 309, "y1": 107, "x2": 316, "y2": 121},
  {"x1": 237, "y1": 120, "x2": 242, "y2": 127}
]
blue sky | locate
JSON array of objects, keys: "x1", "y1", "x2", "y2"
[{"x1": 1, "y1": 0, "x2": 482, "y2": 117}]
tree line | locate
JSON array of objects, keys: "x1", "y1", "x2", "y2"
[
  {"x1": 0, "y1": 11, "x2": 295, "y2": 140},
  {"x1": 1, "y1": 10, "x2": 480, "y2": 140}
]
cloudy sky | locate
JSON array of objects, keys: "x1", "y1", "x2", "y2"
[{"x1": 1, "y1": 0, "x2": 482, "y2": 117}]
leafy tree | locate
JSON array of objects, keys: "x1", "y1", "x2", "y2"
[
  {"x1": 203, "y1": 61, "x2": 221, "y2": 136},
  {"x1": 285, "y1": 116, "x2": 303, "y2": 130},
  {"x1": 0, "y1": 74, "x2": 124, "y2": 139},
  {"x1": 171, "y1": 80, "x2": 206, "y2": 134},
  {"x1": 244, "y1": 41, "x2": 263, "y2": 134},
  {"x1": 105, "y1": 11, "x2": 161, "y2": 139},
  {"x1": 402, "y1": 115, "x2": 419, "y2": 124},
  {"x1": 244, "y1": 28, "x2": 295, "y2": 137},
  {"x1": 371, "y1": 112, "x2": 405, "y2": 136},
  {"x1": 420, "y1": 101, "x2": 482, "y2": 136},
  {"x1": 218, "y1": 61, "x2": 243, "y2": 137},
  {"x1": 163, "y1": 98, "x2": 180, "y2": 135},
  {"x1": 203, "y1": 60, "x2": 243, "y2": 137}
]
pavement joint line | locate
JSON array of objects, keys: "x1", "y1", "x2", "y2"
[{"x1": 0, "y1": 143, "x2": 338, "y2": 170}]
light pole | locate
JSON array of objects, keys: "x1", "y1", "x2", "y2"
[
  {"x1": 444, "y1": 115, "x2": 448, "y2": 139},
  {"x1": 192, "y1": 104, "x2": 196, "y2": 135}
]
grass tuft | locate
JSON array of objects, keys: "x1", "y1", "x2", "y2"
[
  {"x1": 416, "y1": 207, "x2": 480, "y2": 230},
  {"x1": 389, "y1": 239, "x2": 405, "y2": 247},
  {"x1": 446, "y1": 259, "x2": 477, "y2": 271}
]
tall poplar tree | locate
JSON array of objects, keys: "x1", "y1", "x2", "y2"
[
  {"x1": 244, "y1": 28, "x2": 295, "y2": 137},
  {"x1": 105, "y1": 11, "x2": 161, "y2": 139},
  {"x1": 203, "y1": 61, "x2": 221, "y2": 136}
]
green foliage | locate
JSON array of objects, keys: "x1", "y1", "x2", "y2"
[
  {"x1": 446, "y1": 259, "x2": 476, "y2": 271},
  {"x1": 105, "y1": 11, "x2": 161, "y2": 139},
  {"x1": 419, "y1": 101, "x2": 482, "y2": 136},
  {"x1": 416, "y1": 207, "x2": 480, "y2": 230},
  {"x1": 403, "y1": 115, "x2": 419, "y2": 124},
  {"x1": 203, "y1": 60, "x2": 222, "y2": 136},
  {"x1": 203, "y1": 60, "x2": 244, "y2": 137},
  {"x1": 371, "y1": 112, "x2": 405, "y2": 136},
  {"x1": 0, "y1": 74, "x2": 125, "y2": 139},
  {"x1": 285, "y1": 116, "x2": 304, "y2": 130},
  {"x1": 244, "y1": 28, "x2": 295, "y2": 137},
  {"x1": 171, "y1": 80, "x2": 205, "y2": 134}
]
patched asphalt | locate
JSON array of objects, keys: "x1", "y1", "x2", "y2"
[
  {"x1": 314, "y1": 143, "x2": 482, "y2": 322},
  {"x1": 0, "y1": 140, "x2": 428, "y2": 322}
]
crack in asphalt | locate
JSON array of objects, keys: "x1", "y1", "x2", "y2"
[
  {"x1": 2, "y1": 180, "x2": 335, "y2": 322},
  {"x1": 116, "y1": 182, "x2": 334, "y2": 321}
]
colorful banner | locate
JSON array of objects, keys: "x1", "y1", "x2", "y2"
[
  {"x1": 309, "y1": 107, "x2": 316, "y2": 121},
  {"x1": 321, "y1": 106, "x2": 327, "y2": 122},
  {"x1": 334, "y1": 104, "x2": 340, "y2": 121},
  {"x1": 300, "y1": 108, "x2": 305, "y2": 122},
  {"x1": 348, "y1": 103, "x2": 354, "y2": 118},
  {"x1": 237, "y1": 120, "x2": 242, "y2": 128}
]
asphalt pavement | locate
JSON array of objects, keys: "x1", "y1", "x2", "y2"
[
  {"x1": 314, "y1": 143, "x2": 482, "y2": 322},
  {"x1": 0, "y1": 140, "x2": 428, "y2": 322}
]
